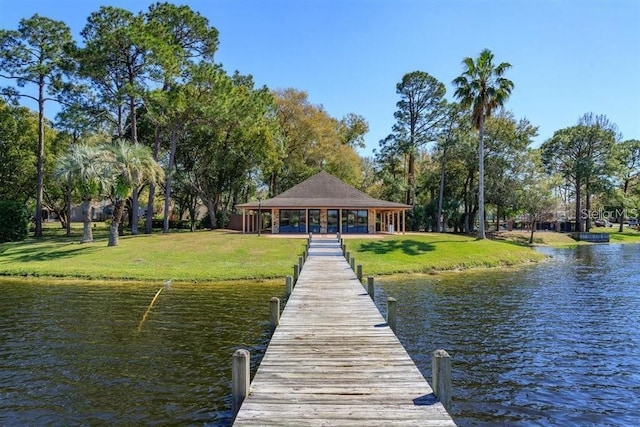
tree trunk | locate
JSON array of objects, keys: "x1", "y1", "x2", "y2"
[
  {"x1": 436, "y1": 146, "x2": 447, "y2": 233},
  {"x1": 81, "y1": 198, "x2": 94, "y2": 243},
  {"x1": 207, "y1": 198, "x2": 217, "y2": 230},
  {"x1": 163, "y1": 130, "x2": 178, "y2": 233},
  {"x1": 496, "y1": 206, "x2": 501, "y2": 232},
  {"x1": 407, "y1": 150, "x2": 415, "y2": 206},
  {"x1": 529, "y1": 218, "x2": 536, "y2": 244},
  {"x1": 35, "y1": 77, "x2": 46, "y2": 238},
  {"x1": 574, "y1": 178, "x2": 582, "y2": 232},
  {"x1": 585, "y1": 183, "x2": 592, "y2": 232},
  {"x1": 66, "y1": 185, "x2": 72, "y2": 237},
  {"x1": 131, "y1": 187, "x2": 140, "y2": 235},
  {"x1": 145, "y1": 126, "x2": 162, "y2": 234},
  {"x1": 108, "y1": 199, "x2": 126, "y2": 247},
  {"x1": 477, "y1": 114, "x2": 486, "y2": 239}
]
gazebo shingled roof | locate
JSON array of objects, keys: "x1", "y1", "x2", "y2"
[{"x1": 236, "y1": 171, "x2": 411, "y2": 209}]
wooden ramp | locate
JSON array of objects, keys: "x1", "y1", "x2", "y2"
[{"x1": 233, "y1": 237, "x2": 456, "y2": 426}]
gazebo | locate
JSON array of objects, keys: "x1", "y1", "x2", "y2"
[{"x1": 236, "y1": 171, "x2": 411, "y2": 234}]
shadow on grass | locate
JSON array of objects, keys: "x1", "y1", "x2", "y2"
[
  {"x1": 358, "y1": 239, "x2": 435, "y2": 256},
  {"x1": 489, "y1": 232, "x2": 544, "y2": 247},
  {"x1": 4, "y1": 243, "x2": 100, "y2": 263}
]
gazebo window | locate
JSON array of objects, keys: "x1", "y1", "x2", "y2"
[
  {"x1": 341, "y1": 209, "x2": 368, "y2": 233},
  {"x1": 308, "y1": 209, "x2": 321, "y2": 233},
  {"x1": 279, "y1": 209, "x2": 306, "y2": 233},
  {"x1": 327, "y1": 209, "x2": 339, "y2": 233}
]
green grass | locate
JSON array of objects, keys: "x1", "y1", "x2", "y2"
[
  {"x1": 0, "y1": 228, "x2": 306, "y2": 282},
  {"x1": 13, "y1": 224, "x2": 639, "y2": 283},
  {"x1": 600, "y1": 226, "x2": 640, "y2": 243},
  {"x1": 345, "y1": 233, "x2": 546, "y2": 275}
]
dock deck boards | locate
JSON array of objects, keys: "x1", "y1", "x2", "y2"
[{"x1": 233, "y1": 237, "x2": 456, "y2": 426}]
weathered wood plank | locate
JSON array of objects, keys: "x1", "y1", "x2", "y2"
[{"x1": 233, "y1": 237, "x2": 456, "y2": 426}]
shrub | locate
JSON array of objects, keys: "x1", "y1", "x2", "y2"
[{"x1": 0, "y1": 201, "x2": 30, "y2": 242}]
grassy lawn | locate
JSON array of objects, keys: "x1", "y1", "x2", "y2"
[
  {"x1": 6, "y1": 223, "x2": 639, "y2": 283},
  {"x1": 600, "y1": 226, "x2": 640, "y2": 243},
  {"x1": 493, "y1": 230, "x2": 583, "y2": 247},
  {"x1": 345, "y1": 233, "x2": 546, "y2": 276},
  {"x1": 0, "y1": 227, "x2": 306, "y2": 282},
  {"x1": 493, "y1": 227, "x2": 640, "y2": 247}
]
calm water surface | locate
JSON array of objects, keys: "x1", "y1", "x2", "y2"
[
  {"x1": 2, "y1": 244, "x2": 639, "y2": 426},
  {"x1": 0, "y1": 279, "x2": 280, "y2": 426},
  {"x1": 376, "y1": 243, "x2": 640, "y2": 426}
]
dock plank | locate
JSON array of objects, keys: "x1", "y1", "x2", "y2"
[{"x1": 233, "y1": 237, "x2": 456, "y2": 426}]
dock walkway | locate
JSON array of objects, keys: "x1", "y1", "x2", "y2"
[{"x1": 233, "y1": 237, "x2": 456, "y2": 426}]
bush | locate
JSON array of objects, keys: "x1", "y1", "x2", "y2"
[
  {"x1": 150, "y1": 218, "x2": 191, "y2": 229},
  {"x1": 0, "y1": 201, "x2": 30, "y2": 242},
  {"x1": 199, "y1": 211, "x2": 228, "y2": 229}
]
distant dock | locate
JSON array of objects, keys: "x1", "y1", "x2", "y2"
[
  {"x1": 571, "y1": 232, "x2": 610, "y2": 242},
  {"x1": 232, "y1": 236, "x2": 456, "y2": 426}
]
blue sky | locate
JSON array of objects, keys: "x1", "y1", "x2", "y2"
[{"x1": 1, "y1": 0, "x2": 639, "y2": 156}]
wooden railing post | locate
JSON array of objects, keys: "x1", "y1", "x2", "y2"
[
  {"x1": 270, "y1": 297, "x2": 280, "y2": 332},
  {"x1": 293, "y1": 264, "x2": 299, "y2": 283},
  {"x1": 285, "y1": 275, "x2": 293, "y2": 297},
  {"x1": 298, "y1": 256, "x2": 304, "y2": 271},
  {"x1": 345, "y1": 250, "x2": 350, "y2": 261},
  {"x1": 387, "y1": 297, "x2": 397, "y2": 332},
  {"x1": 357, "y1": 264, "x2": 363, "y2": 281},
  {"x1": 350, "y1": 256, "x2": 355, "y2": 271},
  {"x1": 232, "y1": 348, "x2": 250, "y2": 417},
  {"x1": 432, "y1": 349, "x2": 452, "y2": 412},
  {"x1": 367, "y1": 276, "x2": 375, "y2": 299}
]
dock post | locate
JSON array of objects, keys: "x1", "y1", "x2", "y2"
[
  {"x1": 432, "y1": 349, "x2": 452, "y2": 412},
  {"x1": 285, "y1": 275, "x2": 293, "y2": 297},
  {"x1": 350, "y1": 256, "x2": 355, "y2": 271},
  {"x1": 367, "y1": 276, "x2": 375, "y2": 299},
  {"x1": 232, "y1": 348, "x2": 250, "y2": 417},
  {"x1": 298, "y1": 256, "x2": 304, "y2": 271},
  {"x1": 293, "y1": 264, "x2": 299, "y2": 283},
  {"x1": 387, "y1": 297, "x2": 397, "y2": 332},
  {"x1": 345, "y1": 250, "x2": 350, "y2": 261},
  {"x1": 357, "y1": 264, "x2": 363, "y2": 281},
  {"x1": 270, "y1": 297, "x2": 280, "y2": 332}
]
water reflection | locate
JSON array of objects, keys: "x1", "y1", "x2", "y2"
[
  {"x1": 0, "y1": 280, "x2": 280, "y2": 426},
  {"x1": 377, "y1": 244, "x2": 640, "y2": 426}
]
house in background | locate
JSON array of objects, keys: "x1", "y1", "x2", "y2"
[{"x1": 236, "y1": 171, "x2": 411, "y2": 234}]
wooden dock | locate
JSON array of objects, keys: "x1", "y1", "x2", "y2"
[{"x1": 233, "y1": 236, "x2": 456, "y2": 426}]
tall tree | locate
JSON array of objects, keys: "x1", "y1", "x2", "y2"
[
  {"x1": 541, "y1": 113, "x2": 618, "y2": 232},
  {"x1": 380, "y1": 71, "x2": 447, "y2": 206},
  {"x1": 434, "y1": 103, "x2": 467, "y2": 232},
  {"x1": 103, "y1": 140, "x2": 163, "y2": 246},
  {"x1": 0, "y1": 14, "x2": 75, "y2": 237},
  {"x1": 54, "y1": 143, "x2": 109, "y2": 242},
  {"x1": 483, "y1": 113, "x2": 538, "y2": 230},
  {"x1": 453, "y1": 48, "x2": 514, "y2": 239},
  {"x1": 519, "y1": 150, "x2": 557, "y2": 244},
  {"x1": 611, "y1": 139, "x2": 640, "y2": 231},
  {"x1": 0, "y1": 100, "x2": 38, "y2": 202},
  {"x1": 268, "y1": 88, "x2": 366, "y2": 195},
  {"x1": 142, "y1": 2, "x2": 219, "y2": 234}
]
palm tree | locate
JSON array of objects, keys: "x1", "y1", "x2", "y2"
[
  {"x1": 452, "y1": 48, "x2": 514, "y2": 239},
  {"x1": 54, "y1": 144, "x2": 109, "y2": 243},
  {"x1": 103, "y1": 140, "x2": 164, "y2": 246}
]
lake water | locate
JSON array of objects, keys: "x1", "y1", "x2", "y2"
[
  {"x1": 1, "y1": 244, "x2": 639, "y2": 426},
  {"x1": 0, "y1": 279, "x2": 282, "y2": 426},
  {"x1": 376, "y1": 243, "x2": 640, "y2": 426}
]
